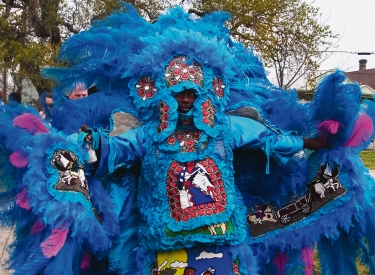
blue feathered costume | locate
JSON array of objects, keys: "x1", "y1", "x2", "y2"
[{"x1": 1, "y1": 3, "x2": 375, "y2": 275}]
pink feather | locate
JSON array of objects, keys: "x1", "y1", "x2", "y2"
[
  {"x1": 343, "y1": 114, "x2": 374, "y2": 147},
  {"x1": 318, "y1": 120, "x2": 340, "y2": 141},
  {"x1": 10, "y1": 150, "x2": 28, "y2": 168},
  {"x1": 40, "y1": 227, "x2": 69, "y2": 258},
  {"x1": 272, "y1": 251, "x2": 288, "y2": 275},
  {"x1": 31, "y1": 219, "x2": 45, "y2": 235},
  {"x1": 80, "y1": 250, "x2": 91, "y2": 270},
  {"x1": 15, "y1": 188, "x2": 30, "y2": 211},
  {"x1": 300, "y1": 246, "x2": 314, "y2": 275},
  {"x1": 318, "y1": 120, "x2": 340, "y2": 134},
  {"x1": 13, "y1": 113, "x2": 49, "y2": 134}
]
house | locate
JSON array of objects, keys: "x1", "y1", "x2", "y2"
[
  {"x1": 297, "y1": 59, "x2": 375, "y2": 102},
  {"x1": 344, "y1": 59, "x2": 375, "y2": 100}
]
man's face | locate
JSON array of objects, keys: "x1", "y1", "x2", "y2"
[
  {"x1": 45, "y1": 97, "x2": 53, "y2": 105},
  {"x1": 69, "y1": 89, "x2": 88, "y2": 100},
  {"x1": 174, "y1": 89, "x2": 197, "y2": 114}
]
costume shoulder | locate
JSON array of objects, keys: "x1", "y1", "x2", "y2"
[{"x1": 0, "y1": 104, "x2": 121, "y2": 274}]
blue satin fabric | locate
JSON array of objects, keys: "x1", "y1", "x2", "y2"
[
  {"x1": 95, "y1": 126, "x2": 146, "y2": 176},
  {"x1": 227, "y1": 115, "x2": 303, "y2": 172},
  {"x1": 227, "y1": 116, "x2": 303, "y2": 151}
]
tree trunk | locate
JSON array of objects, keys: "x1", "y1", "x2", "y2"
[{"x1": 2, "y1": 68, "x2": 7, "y2": 102}]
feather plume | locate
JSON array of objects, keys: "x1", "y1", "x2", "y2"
[
  {"x1": 318, "y1": 233, "x2": 358, "y2": 275},
  {"x1": 343, "y1": 114, "x2": 374, "y2": 147},
  {"x1": 272, "y1": 251, "x2": 288, "y2": 275},
  {"x1": 10, "y1": 150, "x2": 29, "y2": 168},
  {"x1": 41, "y1": 227, "x2": 69, "y2": 258},
  {"x1": 10, "y1": 246, "x2": 50, "y2": 275},
  {"x1": 300, "y1": 246, "x2": 314, "y2": 275},
  {"x1": 15, "y1": 187, "x2": 30, "y2": 211},
  {"x1": 43, "y1": 238, "x2": 76, "y2": 275},
  {"x1": 80, "y1": 250, "x2": 91, "y2": 270},
  {"x1": 13, "y1": 113, "x2": 49, "y2": 135},
  {"x1": 31, "y1": 219, "x2": 45, "y2": 235},
  {"x1": 318, "y1": 120, "x2": 340, "y2": 140}
]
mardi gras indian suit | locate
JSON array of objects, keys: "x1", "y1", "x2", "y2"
[
  {"x1": 90, "y1": 71, "x2": 304, "y2": 273},
  {"x1": 1, "y1": 4, "x2": 375, "y2": 275}
]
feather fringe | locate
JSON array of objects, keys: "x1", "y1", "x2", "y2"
[
  {"x1": 300, "y1": 246, "x2": 314, "y2": 275},
  {"x1": 272, "y1": 251, "x2": 288, "y2": 275},
  {"x1": 10, "y1": 150, "x2": 29, "y2": 168},
  {"x1": 13, "y1": 113, "x2": 49, "y2": 135},
  {"x1": 15, "y1": 188, "x2": 30, "y2": 211},
  {"x1": 41, "y1": 227, "x2": 69, "y2": 258}
]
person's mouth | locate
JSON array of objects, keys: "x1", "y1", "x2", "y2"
[{"x1": 179, "y1": 106, "x2": 192, "y2": 113}]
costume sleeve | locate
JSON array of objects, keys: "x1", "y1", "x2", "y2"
[
  {"x1": 227, "y1": 115, "x2": 303, "y2": 167},
  {"x1": 94, "y1": 126, "x2": 146, "y2": 176}
]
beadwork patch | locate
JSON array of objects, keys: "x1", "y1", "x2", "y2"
[
  {"x1": 201, "y1": 99, "x2": 215, "y2": 127},
  {"x1": 247, "y1": 163, "x2": 347, "y2": 237},
  {"x1": 50, "y1": 149, "x2": 90, "y2": 201},
  {"x1": 135, "y1": 76, "x2": 158, "y2": 100},
  {"x1": 158, "y1": 101, "x2": 170, "y2": 134},
  {"x1": 165, "y1": 56, "x2": 204, "y2": 88},
  {"x1": 167, "y1": 130, "x2": 201, "y2": 153},
  {"x1": 232, "y1": 259, "x2": 240, "y2": 275},
  {"x1": 212, "y1": 77, "x2": 225, "y2": 99},
  {"x1": 165, "y1": 220, "x2": 233, "y2": 237},
  {"x1": 167, "y1": 157, "x2": 226, "y2": 222},
  {"x1": 153, "y1": 245, "x2": 234, "y2": 274}
]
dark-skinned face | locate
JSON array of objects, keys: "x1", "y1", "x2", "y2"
[{"x1": 174, "y1": 89, "x2": 197, "y2": 114}]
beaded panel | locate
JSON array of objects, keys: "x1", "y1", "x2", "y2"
[
  {"x1": 212, "y1": 77, "x2": 225, "y2": 99},
  {"x1": 166, "y1": 157, "x2": 226, "y2": 222},
  {"x1": 201, "y1": 99, "x2": 216, "y2": 127},
  {"x1": 157, "y1": 101, "x2": 170, "y2": 134},
  {"x1": 135, "y1": 76, "x2": 158, "y2": 100},
  {"x1": 165, "y1": 56, "x2": 204, "y2": 88},
  {"x1": 166, "y1": 130, "x2": 201, "y2": 153}
]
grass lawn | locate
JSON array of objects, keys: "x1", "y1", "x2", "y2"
[{"x1": 360, "y1": 150, "x2": 375, "y2": 169}]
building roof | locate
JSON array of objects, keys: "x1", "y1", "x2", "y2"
[{"x1": 345, "y1": 68, "x2": 375, "y2": 90}]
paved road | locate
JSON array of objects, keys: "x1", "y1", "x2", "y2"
[
  {"x1": 1, "y1": 171, "x2": 375, "y2": 274},
  {"x1": 0, "y1": 227, "x2": 13, "y2": 275}
]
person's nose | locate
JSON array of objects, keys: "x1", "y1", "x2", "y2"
[{"x1": 181, "y1": 93, "x2": 191, "y2": 102}]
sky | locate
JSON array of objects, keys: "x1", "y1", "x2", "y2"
[
  {"x1": 310, "y1": 0, "x2": 375, "y2": 72},
  {"x1": 268, "y1": 0, "x2": 375, "y2": 87}
]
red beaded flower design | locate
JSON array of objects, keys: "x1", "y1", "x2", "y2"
[
  {"x1": 135, "y1": 76, "x2": 157, "y2": 100},
  {"x1": 212, "y1": 77, "x2": 225, "y2": 99},
  {"x1": 167, "y1": 130, "x2": 201, "y2": 153},
  {"x1": 201, "y1": 99, "x2": 216, "y2": 127},
  {"x1": 165, "y1": 56, "x2": 204, "y2": 88},
  {"x1": 157, "y1": 101, "x2": 170, "y2": 133}
]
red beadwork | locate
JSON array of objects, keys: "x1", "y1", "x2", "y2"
[
  {"x1": 201, "y1": 99, "x2": 216, "y2": 127},
  {"x1": 212, "y1": 76, "x2": 226, "y2": 99},
  {"x1": 165, "y1": 56, "x2": 204, "y2": 88},
  {"x1": 178, "y1": 130, "x2": 201, "y2": 153},
  {"x1": 157, "y1": 101, "x2": 170, "y2": 134},
  {"x1": 167, "y1": 135, "x2": 176, "y2": 145},
  {"x1": 166, "y1": 158, "x2": 227, "y2": 222},
  {"x1": 135, "y1": 76, "x2": 157, "y2": 100}
]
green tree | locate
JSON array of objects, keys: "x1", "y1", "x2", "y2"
[
  {"x1": 190, "y1": 0, "x2": 338, "y2": 90},
  {"x1": 0, "y1": 0, "x2": 175, "y2": 95}
]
